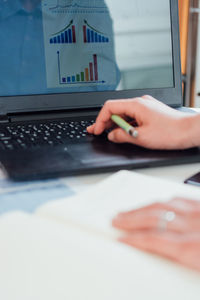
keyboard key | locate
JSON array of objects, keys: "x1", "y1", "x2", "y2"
[{"x1": 0, "y1": 118, "x2": 96, "y2": 151}]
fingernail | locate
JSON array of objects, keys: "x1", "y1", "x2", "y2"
[
  {"x1": 87, "y1": 125, "x2": 95, "y2": 133},
  {"x1": 108, "y1": 132, "x2": 114, "y2": 140}
]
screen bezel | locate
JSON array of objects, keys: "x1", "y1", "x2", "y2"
[{"x1": 0, "y1": 0, "x2": 182, "y2": 116}]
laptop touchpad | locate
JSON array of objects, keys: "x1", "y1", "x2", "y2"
[
  {"x1": 68, "y1": 140, "x2": 141, "y2": 166},
  {"x1": 1, "y1": 147, "x2": 81, "y2": 179}
]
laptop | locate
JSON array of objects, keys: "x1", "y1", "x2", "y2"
[{"x1": 0, "y1": 0, "x2": 200, "y2": 181}]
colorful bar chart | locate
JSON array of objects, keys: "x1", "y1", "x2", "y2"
[
  {"x1": 57, "y1": 51, "x2": 104, "y2": 85},
  {"x1": 50, "y1": 22, "x2": 76, "y2": 44},
  {"x1": 83, "y1": 20, "x2": 109, "y2": 43}
]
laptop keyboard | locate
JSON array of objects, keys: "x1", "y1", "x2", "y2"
[{"x1": 0, "y1": 119, "x2": 96, "y2": 151}]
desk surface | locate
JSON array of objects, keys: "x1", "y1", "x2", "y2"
[
  {"x1": 1, "y1": 162, "x2": 200, "y2": 300},
  {"x1": 65, "y1": 162, "x2": 200, "y2": 193},
  {"x1": 1, "y1": 150, "x2": 200, "y2": 300}
]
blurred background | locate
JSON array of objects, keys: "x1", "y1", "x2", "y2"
[
  {"x1": 179, "y1": 0, "x2": 200, "y2": 107},
  {"x1": 107, "y1": 0, "x2": 174, "y2": 92}
]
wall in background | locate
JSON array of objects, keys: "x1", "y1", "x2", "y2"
[{"x1": 179, "y1": 0, "x2": 190, "y2": 75}]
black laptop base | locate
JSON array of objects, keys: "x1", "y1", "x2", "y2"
[
  {"x1": 0, "y1": 0, "x2": 191, "y2": 182},
  {"x1": 0, "y1": 108, "x2": 199, "y2": 181},
  {"x1": 1, "y1": 134, "x2": 200, "y2": 181}
]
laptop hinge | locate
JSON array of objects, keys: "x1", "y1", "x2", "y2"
[
  {"x1": 0, "y1": 115, "x2": 10, "y2": 124},
  {"x1": 8, "y1": 108, "x2": 100, "y2": 123}
]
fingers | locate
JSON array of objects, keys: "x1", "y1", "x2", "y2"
[
  {"x1": 113, "y1": 197, "x2": 200, "y2": 272},
  {"x1": 120, "y1": 231, "x2": 200, "y2": 271},
  {"x1": 88, "y1": 125, "x2": 143, "y2": 148},
  {"x1": 169, "y1": 197, "x2": 200, "y2": 211},
  {"x1": 113, "y1": 204, "x2": 182, "y2": 233},
  {"x1": 113, "y1": 199, "x2": 200, "y2": 233},
  {"x1": 108, "y1": 129, "x2": 133, "y2": 143},
  {"x1": 87, "y1": 95, "x2": 190, "y2": 150},
  {"x1": 119, "y1": 231, "x2": 182, "y2": 261},
  {"x1": 107, "y1": 128, "x2": 143, "y2": 146},
  {"x1": 175, "y1": 236, "x2": 200, "y2": 271},
  {"x1": 87, "y1": 124, "x2": 95, "y2": 134},
  {"x1": 112, "y1": 202, "x2": 178, "y2": 231},
  {"x1": 89, "y1": 98, "x2": 144, "y2": 135},
  {"x1": 87, "y1": 120, "x2": 114, "y2": 134}
]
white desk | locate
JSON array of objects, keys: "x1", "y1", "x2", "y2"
[
  {"x1": 1, "y1": 162, "x2": 200, "y2": 300},
  {"x1": 1, "y1": 163, "x2": 200, "y2": 300},
  {"x1": 65, "y1": 162, "x2": 200, "y2": 193}
]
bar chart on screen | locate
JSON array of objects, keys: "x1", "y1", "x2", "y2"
[
  {"x1": 57, "y1": 51, "x2": 105, "y2": 85},
  {"x1": 83, "y1": 20, "x2": 109, "y2": 43},
  {"x1": 50, "y1": 20, "x2": 76, "y2": 44},
  {"x1": 42, "y1": 0, "x2": 117, "y2": 89}
]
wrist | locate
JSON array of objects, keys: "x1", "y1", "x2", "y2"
[{"x1": 178, "y1": 114, "x2": 200, "y2": 148}]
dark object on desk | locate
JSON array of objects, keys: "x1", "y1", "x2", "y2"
[
  {"x1": 0, "y1": 0, "x2": 198, "y2": 181},
  {"x1": 184, "y1": 172, "x2": 200, "y2": 187},
  {"x1": 1, "y1": 125, "x2": 200, "y2": 181}
]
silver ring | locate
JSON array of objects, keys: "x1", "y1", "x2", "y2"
[{"x1": 158, "y1": 211, "x2": 176, "y2": 232}]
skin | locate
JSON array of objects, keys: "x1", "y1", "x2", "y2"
[
  {"x1": 87, "y1": 95, "x2": 200, "y2": 150},
  {"x1": 112, "y1": 198, "x2": 200, "y2": 272},
  {"x1": 87, "y1": 96, "x2": 200, "y2": 271}
]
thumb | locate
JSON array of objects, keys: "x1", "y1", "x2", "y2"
[{"x1": 108, "y1": 128, "x2": 142, "y2": 146}]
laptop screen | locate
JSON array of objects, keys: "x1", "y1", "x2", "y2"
[{"x1": 0, "y1": 0, "x2": 174, "y2": 97}]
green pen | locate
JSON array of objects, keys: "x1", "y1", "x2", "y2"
[{"x1": 111, "y1": 115, "x2": 138, "y2": 138}]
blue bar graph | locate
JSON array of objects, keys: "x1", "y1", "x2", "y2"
[
  {"x1": 87, "y1": 29, "x2": 91, "y2": 43},
  {"x1": 95, "y1": 32, "x2": 98, "y2": 43},
  {"x1": 65, "y1": 31, "x2": 68, "y2": 43},
  {"x1": 83, "y1": 24, "x2": 109, "y2": 43},
  {"x1": 50, "y1": 25, "x2": 76, "y2": 44},
  {"x1": 61, "y1": 33, "x2": 64, "y2": 43},
  {"x1": 91, "y1": 30, "x2": 94, "y2": 42},
  {"x1": 68, "y1": 29, "x2": 72, "y2": 43}
]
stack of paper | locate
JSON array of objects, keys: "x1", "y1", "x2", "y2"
[{"x1": 0, "y1": 171, "x2": 200, "y2": 300}]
